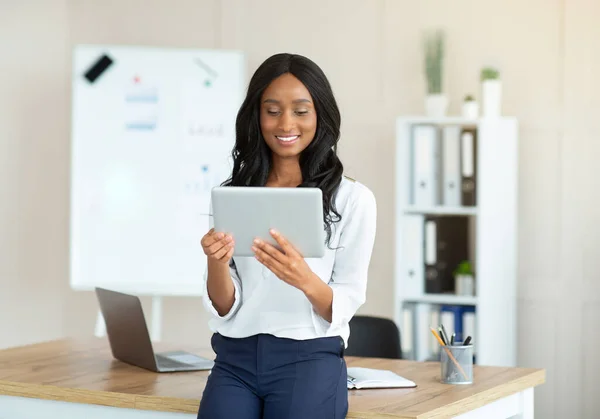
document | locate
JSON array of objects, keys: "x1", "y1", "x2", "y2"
[{"x1": 347, "y1": 367, "x2": 417, "y2": 389}]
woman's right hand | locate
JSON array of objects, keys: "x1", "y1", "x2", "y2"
[{"x1": 201, "y1": 228, "x2": 235, "y2": 265}]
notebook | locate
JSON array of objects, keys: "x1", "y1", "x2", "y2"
[{"x1": 346, "y1": 367, "x2": 417, "y2": 390}]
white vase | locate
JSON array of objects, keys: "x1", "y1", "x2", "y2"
[
  {"x1": 481, "y1": 79, "x2": 502, "y2": 117},
  {"x1": 455, "y1": 274, "x2": 475, "y2": 296},
  {"x1": 461, "y1": 101, "x2": 479, "y2": 119},
  {"x1": 425, "y1": 94, "x2": 448, "y2": 118}
]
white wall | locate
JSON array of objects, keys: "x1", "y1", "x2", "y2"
[{"x1": 1, "y1": 1, "x2": 598, "y2": 417}]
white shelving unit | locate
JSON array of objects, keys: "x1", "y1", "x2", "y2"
[{"x1": 394, "y1": 116, "x2": 518, "y2": 368}]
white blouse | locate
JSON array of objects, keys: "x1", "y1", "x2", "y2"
[{"x1": 202, "y1": 176, "x2": 377, "y2": 347}]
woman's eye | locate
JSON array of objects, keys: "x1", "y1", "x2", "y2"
[
  {"x1": 295, "y1": 110, "x2": 308, "y2": 116},
  {"x1": 267, "y1": 109, "x2": 280, "y2": 116}
]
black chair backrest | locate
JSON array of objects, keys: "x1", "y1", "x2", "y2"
[{"x1": 345, "y1": 315, "x2": 402, "y2": 359}]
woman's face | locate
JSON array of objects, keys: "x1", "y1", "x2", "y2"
[{"x1": 259, "y1": 73, "x2": 317, "y2": 159}]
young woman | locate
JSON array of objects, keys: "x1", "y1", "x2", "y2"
[{"x1": 198, "y1": 53, "x2": 377, "y2": 419}]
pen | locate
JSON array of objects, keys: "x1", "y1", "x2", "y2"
[
  {"x1": 451, "y1": 333, "x2": 455, "y2": 346},
  {"x1": 440, "y1": 324, "x2": 450, "y2": 347},
  {"x1": 463, "y1": 336, "x2": 472, "y2": 346},
  {"x1": 438, "y1": 327, "x2": 447, "y2": 345}
]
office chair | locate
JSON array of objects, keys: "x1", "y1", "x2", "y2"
[{"x1": 345, "y1": 315, "x2": 402, "y2": 359}]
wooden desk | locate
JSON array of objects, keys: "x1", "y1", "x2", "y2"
[{"x1": 0, "y1": 339, "x2": 545, "y2": 419}]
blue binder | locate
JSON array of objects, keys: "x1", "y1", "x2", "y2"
[{"x1": 440, "y1": 304, "x2": 475, "y2": 343}]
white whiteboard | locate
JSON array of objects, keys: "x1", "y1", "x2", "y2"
[{"x1": 69, "y1": 45, "x2": 245, "y2": 296}]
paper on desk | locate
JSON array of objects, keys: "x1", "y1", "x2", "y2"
[{"x1": 346, "y1": 367, "x2": 417, "y2": 389}]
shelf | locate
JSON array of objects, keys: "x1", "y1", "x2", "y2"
[
  {"x1": 402, "y1": 206, "x2": 478, "y2": 216},
  {"x1": 396, "y1": 116, "x2": 479, "y2": 126},
  {"x1": 402, "y1": 294, "x2": 478, "y2": 306}
]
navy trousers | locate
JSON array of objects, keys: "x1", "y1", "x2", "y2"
[{"x1": 197, "y1": 333, "x2": 348, "y2": 419}]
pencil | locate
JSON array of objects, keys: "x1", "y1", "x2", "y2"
[{"x1": 429, "y1": 327, "x2": 469, "y2": 381}]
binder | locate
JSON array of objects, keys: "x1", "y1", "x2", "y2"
[
  {"x1": 440, "y1": 305, "x2": 475, "y2": 342},
  {"x1": 401, "y1": 306, "x2": 414, "y2": 360},
  {"x1": 440, "y1": 306, "x2": 455, "y2": 341},
  {"x1": 423, "y1": 216, "x2": 470, "y2": 294},
  {"x1": 460, "y1": 128, "x2": 477, "y2": 206},
  {"x1": 463, "y1": 308, "x2": 476, "y2": 350},
  {"x1": 414, "y1": 303, "x2": 433, "y2": 361},
  {"x1": 429, "y1": 308, "x2": 440, "y2": 356},
  {"x1": 402, "y1": 215, "x2": 424, "y2": 298},
  {"x1": 424, "y1": 219, "x2": 440, "y2": 293},
  {"x1": 411, "y1": 125, "x2": 441, "y2": 206},
  {"x1": 442, "y1": 126, "x2": 461, "y2": 206}
]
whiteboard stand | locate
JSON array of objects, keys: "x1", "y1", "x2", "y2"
[
  {"x1": 94, "y1": 296, "x2": 164, "y2": 342},
  {"x1": 150, "y1": 296, "x2": 163, "y2": 342},
  {"x1": 94, "y1": 310, "x2": 106, "y2": 338}
]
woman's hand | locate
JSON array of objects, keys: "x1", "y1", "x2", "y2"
[
  {"x1": 252, "y1": 229, "x2": 318, "y2": 292},
  {"x1": 201, "y1": 228, "x2": 235, "y2": 265}
]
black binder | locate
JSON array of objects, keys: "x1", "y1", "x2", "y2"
[
  {"x1": 424, "y1": 216, "x2": 470, "y2": 294},
  {"x1": 460, "y1": 128, "x2": 477, "y2": 206}
]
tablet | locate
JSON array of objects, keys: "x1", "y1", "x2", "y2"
[{"x1": 211, "y1": 186, "x2": 325, "y2": 258}]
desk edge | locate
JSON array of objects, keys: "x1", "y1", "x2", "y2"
[
  {"x1": 417, "y1": 368, "x2": 546, "y2": 419},
  {"x1": 0, "y1": 380, "x2": 136, "y2": 409},
  {"x1": 0, "y1": 368, "x2": 547, "y2": 418}
]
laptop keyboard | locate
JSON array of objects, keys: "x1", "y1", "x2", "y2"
[{"x1": 156, "y1": 355, "x2": 194, "y2": 368}]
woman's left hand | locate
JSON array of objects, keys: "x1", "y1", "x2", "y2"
[{"x1": 252, "y1": 229, "x2": 317, "y2": 292}]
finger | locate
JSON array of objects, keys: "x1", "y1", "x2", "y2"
[
  {"x1": 253, "y1": 245, "x2": 284, "y2": 273},
  {"x1": 254, "y1": 238, "x2": 286, "y2": 264},
  {"x1": 207, "y1": 235, "x2": 231, "y2": 253},
  {"x1": 206, "y1": 235, "x2": 232, "y2": 254},
  {"x1": 255, "y1": 253, "x2": 282, "y2": 278},
  {"x1": 220, "y1": 246, "x2": 234, "y2": 261},
  {"x1": 201, "y1": 229, "x2": 222, "y2": 247},
  {"x1": 212, "y1": 240, "x2": 234, "y2": 260},
  {"x1": 269, "y1": 229, "x2": 298, "y2": 256}
]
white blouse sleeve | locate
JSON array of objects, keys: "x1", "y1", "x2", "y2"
[
  {"x1": 202, "y1": 259, "x2": 242, "y2": 323},
  {"x1": 312, "y1": 184, "x2": 377, "y2": 335},
  {"x1": 201, "y1": 206, "x2": 242, "y2": 324}
]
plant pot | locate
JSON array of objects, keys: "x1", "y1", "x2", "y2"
[
  {"x1": 455, "y1": 274, "x2": 475, "y2": 296},
  {"x1": 461, "y1": 101, "x2": 479, "y2": 119},
  {"x1": 481, "y1": 79, "x2": 502, "y2": 117},
  {"x1": 425, "y1": 94, "x2": 448, "y2": 118}
]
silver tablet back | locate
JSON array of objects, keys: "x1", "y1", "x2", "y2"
[{"x1": 211, "y1": 187, "x2": 325, "y2": 258}]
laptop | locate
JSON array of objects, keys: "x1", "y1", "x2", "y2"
[
  {"x1": 211, "y1": 186, "x2": 325, "y2": 258},
  {"x1": 95, "y1": 287, "x2": 214, "y2": 372}
]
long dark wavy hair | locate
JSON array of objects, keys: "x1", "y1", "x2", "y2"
[{"x1": 222, "y1": 53, "x2": 344, "y2": 246}]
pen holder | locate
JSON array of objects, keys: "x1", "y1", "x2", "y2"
[{"x1": 440, "y1": 344, "x2": 473, "y2": 384}]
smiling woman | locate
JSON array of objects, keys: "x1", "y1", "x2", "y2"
[
  {"x1": 197, "y1": 53, "x2": 377, "y2": 419},
  {"x1": 223, "y1": 53, "x2": 344, "y2": 245}
]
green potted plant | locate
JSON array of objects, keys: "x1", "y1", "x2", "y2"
[
  {"x1": 480, "y1": 66, "x2": 501, "y2": 117},
  {"x1": 453, "y1": 260, "x2": 475, "y2": 296},
  {"x1": 423, "y1": 29, "x2": 447, "y2": 117},
  {"x1": 461, "y1": 94, "x2": 479, "y2": 119}
]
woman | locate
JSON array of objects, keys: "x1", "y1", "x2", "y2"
[{"x1": 198, "y1": 53, "x2": 377, "y2": 419}]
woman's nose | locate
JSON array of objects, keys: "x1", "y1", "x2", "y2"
[{"x1": 278, "y1": 112, "x2": 295, "y2": 132}]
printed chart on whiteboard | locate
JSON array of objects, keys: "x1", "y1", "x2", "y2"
[{"x1": 70, "y1": 45, "x2": 245, "y2": 296}]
